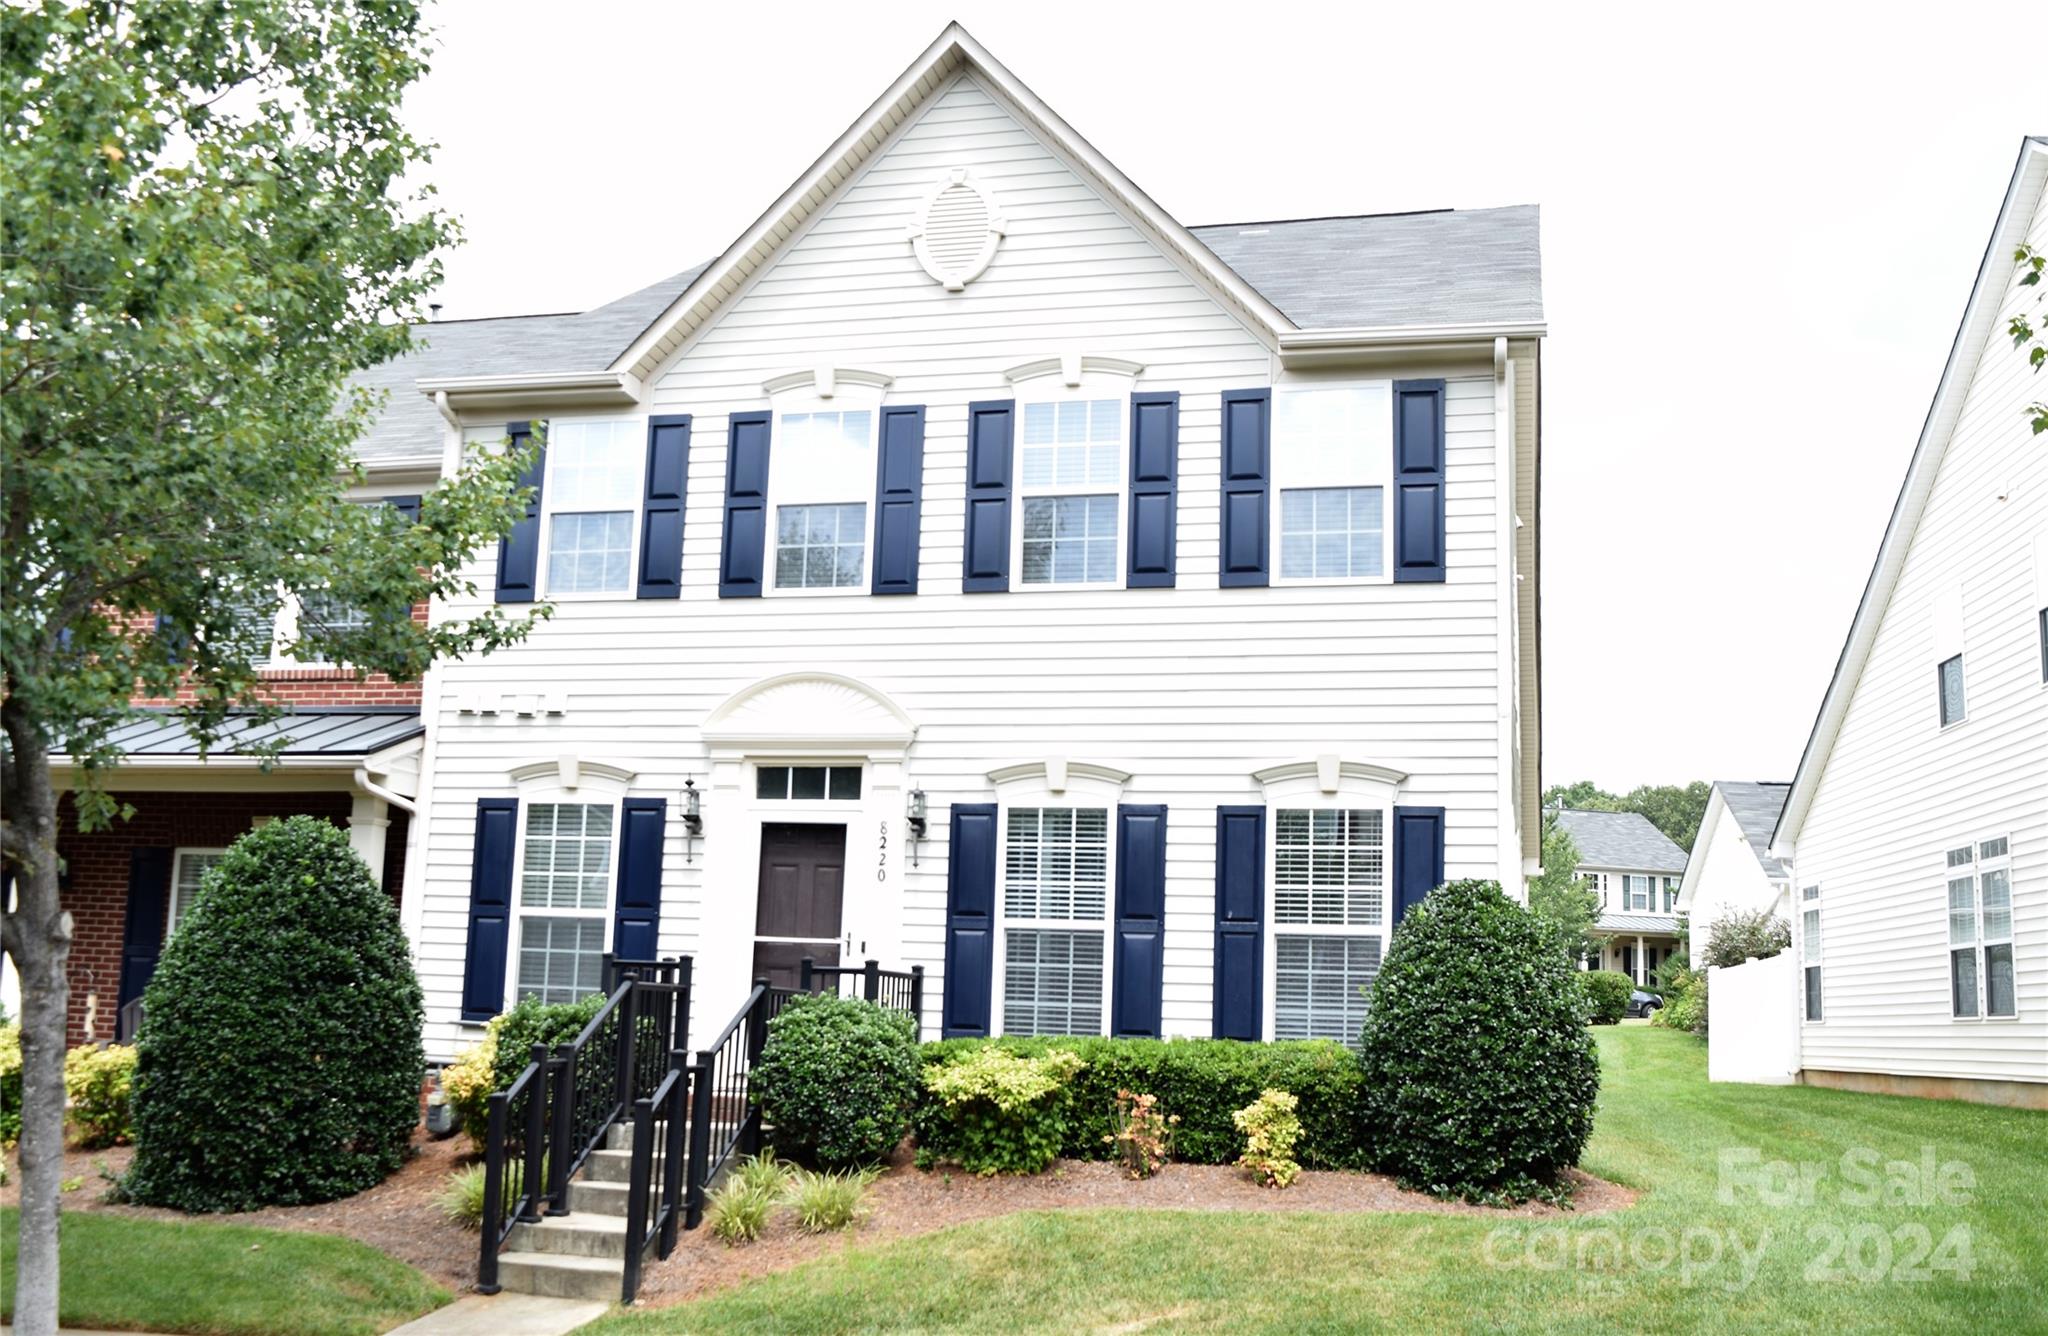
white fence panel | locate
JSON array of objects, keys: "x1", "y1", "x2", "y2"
[{"x1": 1707, "y1": 953, "x2": 1800, "y2": 1085}]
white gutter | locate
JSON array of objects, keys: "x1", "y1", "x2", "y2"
[
  {"x1": 1278, "y1": 320, "x2": 1547, "y2": 351},
  {"x1": 353, "y1": 765, "x2": 417, "y2": 815},
  {"x1": 416, "y1": 369, "x2": 644, "y2": 411}
]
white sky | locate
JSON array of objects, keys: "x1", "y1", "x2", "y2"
[{"x1": 403, "y1": 0, "x2": 2043, "y2": 793}]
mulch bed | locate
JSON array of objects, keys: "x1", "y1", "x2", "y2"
[{"x1": 5, "y1": 1135, "x2": 1636, "y2": 1309}]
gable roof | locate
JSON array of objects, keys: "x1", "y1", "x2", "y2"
[
  {"x1": 1773, "y1": 137, "x2": 2048, "y2": 854},
  {"x1": 1715, "y1": 781, "x2": 1791, "y2": 879},
  {"x1": 1555, "y1": 808, "x2": 1689, "y2": 874}
]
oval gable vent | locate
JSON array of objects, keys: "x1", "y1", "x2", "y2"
[{"x1": 908, "y1": 168, "x2": 1005, "y2": 291}]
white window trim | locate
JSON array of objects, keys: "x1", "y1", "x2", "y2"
[
  {"x1": 1799, "y1": 882, "x2": 1823, "y2": 1024},
  {"x1": 986, "y1": 761, "x2": 1129, "y2": 1037},
  {"x1": 1254, "y1": 759, "x2": 1403, "y2": 1044},
  {"x1": 503, "y1": 761, "x2": 636, "y2": 1009},
  {"x1": 1948, "y1": 836, "x2": 2016, "y2": 1022},
  {"x1": 537, "y1": 416, "x2": 647, "y2": 602},
  {"x1": 746, "y1": 759, "x2": 867, "y2": 810},
  {"x1": 168, "y1": 847, "x2": 230, "y2": 935},
  {"x1": 762, "y1": 371, "x2": 891, "y2": 599},
  {"x1": 1006, "y1": 364, "x2": 1138, "y2": 593},
  {"x1": 1269, "y1": 378, "x2": 1395, "y2": 587}
]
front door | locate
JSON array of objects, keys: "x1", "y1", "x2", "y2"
[{"x1": 753, "y1": 823, "x2": 846, "y2": 990}]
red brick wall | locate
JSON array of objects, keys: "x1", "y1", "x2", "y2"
[
  {"x1": 56, "y1": 790, "x2": 407, "y2": 1046},
  {"x1": 125, "y1": 605, "x2": 427, "y2": 709}
]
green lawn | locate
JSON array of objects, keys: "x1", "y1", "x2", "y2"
[
  {"x1": 1, "y1": 1207, "x2": 449, "y2": 1336},
  {"x1": 585, "y1": 1027, "x2": 2048, "y2": 1334}
]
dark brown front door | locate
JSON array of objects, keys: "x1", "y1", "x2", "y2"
[{"x1": 753, "y1": 823, "x2": 846, "y2": 990}]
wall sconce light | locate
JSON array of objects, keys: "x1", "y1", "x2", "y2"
[
  {"x1": 906, "y1": 789, "x2": 928, "y2": 866},
  {"x1": 682, "y1": 779, "x2": 703, "y2": 862}
]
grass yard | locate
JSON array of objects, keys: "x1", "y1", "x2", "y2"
[
  {"x1": 585, "y1": 1027, "x2": 2048, "y2": 1334},
  {"x1": 1, "y1": 1207, "x2": 449, "y2": 1336}
]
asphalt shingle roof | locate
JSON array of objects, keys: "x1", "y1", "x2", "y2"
[
  {"x1": 349, "y1": 206, "x2": 1541, "y2": 465},
  {"x1": 102, "y1": 708, "x2": 423, "y2": 757},
  {"x1": 1714, "y1": 781, "x2": 1792, "y2": 879},
  {"x1": 1555, "y1": 809, "x2": 1689, "y2": 874}
]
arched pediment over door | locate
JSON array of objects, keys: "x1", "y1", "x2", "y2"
[{"x1": 700, "y1": 671, "x2": 917, "y2": 759}]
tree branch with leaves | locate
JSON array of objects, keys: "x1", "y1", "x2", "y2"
[{"x1": 2012, "y1": 243, "x2": 2045, "y2": 436}]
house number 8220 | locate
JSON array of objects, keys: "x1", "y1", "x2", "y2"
[{"x1": 876, "y1": 820, "x2": 888, "y2": 882}]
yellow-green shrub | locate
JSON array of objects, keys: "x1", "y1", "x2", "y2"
[
  {"x1": 64, "y1": 1043, "x2": 137, "y2": 1148},
  {"x1": 440, "y1": 1032, "x2": 498, "y2": 1148},
  {"x1": 0, "y1": 1024, "x2": 21, "y2": 1145},
  {"x1": 1233, "y1": 1088, "x2": 1302, "y2": 1188},
  {"x1": 920, "y1": 1047, "x2": 1085, "y2": 1175}
]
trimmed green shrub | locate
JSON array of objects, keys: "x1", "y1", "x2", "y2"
[
  {"x1": 1233, "y1": 1088, "x2": 1302, "y2": 1188},
  {"x1": 487, "y1": 992, "x2": 606, "y2": 1093},
  {"x1": 1580, "y1": 970, "x2": 1634, "y2": 1025},
  {"x1": 64, "y1": 1043, "x2": 137, "y2": 1147},
  {"x1": 913, "y1": 1035, "x2": 1368, "y2": 1170},
  {"x1": 754, "y1": 995, "x2": 919, "y2": 1168},
  {"x1": 921, "y1": 1047, "x2": 1085, "y2": 1175},
  {"x1": 0, "y1": 1024, "x2": 21, "y2": 1146},
  {"x1": 1655, "y1": 968, "x2": 1709, "y2": 1036},
  {"x1": 123, "y1": 817, "x2": 424, "y2": 1212},
  {"x1": 1359, "y1": 879, "x2": 1600, "y2": 1203}
]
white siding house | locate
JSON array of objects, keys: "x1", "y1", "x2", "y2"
[
  {"x1": 1554, "y1": 808, "x2": 1687, "y2": 983},
  {"x1": 1677, "y1": 781, "x2": 1791, "y2": 964},
  {"x1": 362, "y1": 27, "x2": 1544, "y2": 1060},
  {"x1": 1771, "y1": 138, "x2": 2048, "y2": 1109}
]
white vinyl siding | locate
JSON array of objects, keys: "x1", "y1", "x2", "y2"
[
  {"x1": 1791, "y1": 170, "x2": 2047, "y2": 1086},
  {"x1": 407, "y1": 72, "x2": 1523, "y2": 1060},
  {"x1": 1270, "y1": 808, "x2": 1385, "y2": 1045},
  {"x1": 1000, "y1": 807, "x2": 1110, "y2": 1036},
  {"x1": 514, "y1": 802, "x2": 615, "y2": 1006}
]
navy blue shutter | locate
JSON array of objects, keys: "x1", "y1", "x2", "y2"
[
  {"x1": 637, "y1": 415, "x2": 691, "y2": 599},
  {"x1": 116, "y1": 847, "x2": 173, "y2": 1015},
  {"x1": 1392, "y1": 806, "x2": 1446, "y2": 925},
  {"x1": 1392, "y1": 380, "x2": 1447, "y2": 583},
  {"x1": 942, "y1": 804, "x2": 998, "y2": 1037},
  {"x1": 1111, "y1": 804, "x2": 1168, "y2": 1037},
  {"x1": 1212, "y1": 806, "x2": 1264, "y2": 1040},
  {"x1": 612, "y1": 798, "x2": 666, "y2": 961},
  {"x1": 153, "y1": 612, "x2": 187, "y2": 664},
  {"x1": 871, "y1": 405, "x2": 925, "y2": 595},
  {"x1": 1126, "y1": 393, "x2": 1179, "y2": 588},
  {"x1": 1219, "y1": 390, "x2": 1271, "y2": 587},
  {"x1": 495, "y1": 421, "x2": 545, "y2": 603},
  {"x1": 385, "y1": 494, "x2": 422, "y2": 523},
  {"x1": 961, "y1": 401, "x2": 1014, "y2": 593},
  {"x1": 460, "y1": 798, "x2": 520, "y2": 1021},
  {"x1": 718, "y1": 412, "x2": 772, "y2": 597}
]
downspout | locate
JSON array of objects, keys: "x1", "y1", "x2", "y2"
[{"x1": 353, "y1": 766, "x2": 417, "y2": 815}]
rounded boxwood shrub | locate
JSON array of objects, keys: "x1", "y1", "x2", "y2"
[
  {"x1": 1580, "y1": 969, "x2": 1634, "y2": 1025},
  {"x1": 1359, "y1": 879, "x2": 1599, "y2": 1203},
  {"x1": 753, "y1": 994, "x2": 919, "y2": 1168},
  {"x1": 123, "y1": 816, "x2": 424, "y2": 1212}
]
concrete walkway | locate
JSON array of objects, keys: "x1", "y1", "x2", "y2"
[{"x1": 385, "y1": 1293, "x2": 610, "y2": 1335}]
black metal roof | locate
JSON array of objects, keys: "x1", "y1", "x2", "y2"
[{"x1": 99, "y1": 708, "x2": 423, "y2": 758}]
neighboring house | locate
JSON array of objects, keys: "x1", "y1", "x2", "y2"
[
  {"x1": 1676, "y1": 780, "x2": 1791, "y2": 962},
  {"x1": 371, "y1": 25, "x2": 1544, "y2": 1061},
  {"x1": 1770, "y1": 138, "x2": 2048, "y2": 1109},
  {"x1": 1555, "y1": 808, "x2": 1687, "y2": 983}
]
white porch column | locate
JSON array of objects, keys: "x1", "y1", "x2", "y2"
[
  {"x1": 1635, "y1": 933, "x2": 1646, "y2": 984},
  {"x1": 349, "y1": 794, "x2": 391, "y2": 886}
]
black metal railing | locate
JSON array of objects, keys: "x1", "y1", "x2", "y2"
[
  {"x1": 476, "y1": 1043, "x2": 550, "y2": 1296},
  {"x1": 621, "y1": 1050, "x2": 690, "y2": 1302},
  {"x1": 797, "y1": 957, "x2": 925, "y2": 1037},
  {"x1": 682, "y1": 977, "x2": 772, "y2": 1230}
]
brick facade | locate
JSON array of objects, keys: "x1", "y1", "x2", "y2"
[
  {"x1": 126, "y1": 605, "x2": 427, "y2": 709},
  {"x1": 56, "y1": 789, "x2": 407, "y2": 1046}
]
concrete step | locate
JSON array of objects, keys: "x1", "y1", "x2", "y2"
[
  {"x1": 579, "y1": 1147, "x2": 634, "y2": 1183},
  {"x1": 507, "y1": 1212, "x2": 631, "y2": 1260},
  {"x1": 492, "y1": 1251, "x2": 623, "y2": 1304},
  {"x1": 566, "y1": 1177, "x2": 631, "y2": 1217}
]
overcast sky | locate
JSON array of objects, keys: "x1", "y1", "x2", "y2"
[{"x1": 403, "y1": 0, "x2": 2041, "y2": 793}]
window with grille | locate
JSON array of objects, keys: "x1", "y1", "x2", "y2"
[
  {"x1": 168, "y1": 849, "x2": 228, "y2": 934},
  {"x1": 770, "y1": 408, "x2": 876, "y2": 593},
  {"x1": 775, "y1": 503, "x2": 868, "y2": 589},
  {"x1": 755, "y1": 765, "x2": 862, "y2": 800},
  {"x1": 1271, "y1": 384, "x2": 1393, "y2": 584},
  {"x1": 1000, "y1": 807, "x2": 1109, "y2": 1035},
  {"x1": 1946, "y1": 837, "x2": 2015, "y2": 1019},
  {"x1": 514, "y1": 802, "x2": 615, "y2": 1006},
  {"x1": 544, "y1": 420, "x2": 641, "y2": 595},
  {"x1": 1801, "y1": 884, "x2": 1823, "y2": 1022},
  {"x1": 1279, "y1": 487, "x2": 1384, "y2": 579},
  {"x1": 1017, "y1": 399, "x2": 1122, "y2": 586},
  {"x1": 1272, "y1": 808, "x2": 1385, "y2": 1045}
]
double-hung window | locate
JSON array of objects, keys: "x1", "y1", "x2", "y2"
[
  {"x1": 1271, "y1": 383, "x2": 1392, "y2": 582},
  {"x1": 769, "y1": 406, "x2": 877, "y2": 592},
  {"x1": 1947, "y1": 838, "x2": 2015, "y2": 1019},
  {"x1": 168, "y1": 848, "x2": 228, "y2": 935},
  {"x1": 543, "y1": 419, "x2": 642, "y2": 597},
  {"x1": 999, "y1": 807, "x2": 1110, "y2": 1035},
  {"x1": 1016, "y1": 397, "x2": 1124, "y2": 587},
  {"x1": 1800, "y1": 884, "x2": 1823, "y2": 1021},
  {"x1": 1270, "y1": 808, "x2": 1386, "y2": 1046},
  {"x1": 1663, "y1": 877, "x2": 1680, "y2": 913},
  {"x1": 1625, "y1": 874, "x2": 1652, "y2": 911},
  {"x1": 513, "y1": 802, "x2": 617, "y2": 1006}
]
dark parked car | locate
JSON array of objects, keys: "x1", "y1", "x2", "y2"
[{"x1": 1627, "y1": 989, "x2": 1663, "y2": 1019}]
